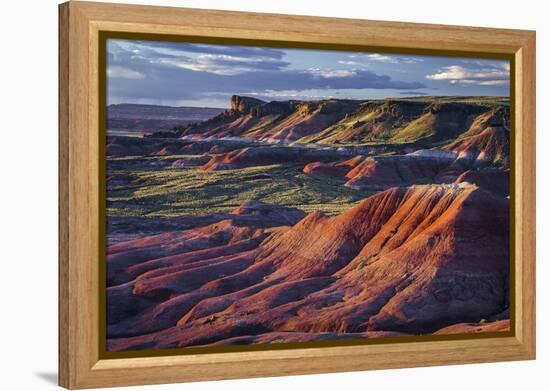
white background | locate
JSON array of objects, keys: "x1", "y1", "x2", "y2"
[{"x1": 1, "y1": 0, "x2": 547, "y2": 389}]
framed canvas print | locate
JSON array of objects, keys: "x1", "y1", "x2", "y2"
[{"x1": 59, "y1": 1, "x2": 536, "y2": 389}]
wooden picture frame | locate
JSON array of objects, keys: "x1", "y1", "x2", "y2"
[{"x1": 59, "y1": 1, "x2": 536, "y2": 388}]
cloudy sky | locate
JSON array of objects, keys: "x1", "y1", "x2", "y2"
[{"x1": 107, "y1": 39, "x2": 510, "y2": 108}]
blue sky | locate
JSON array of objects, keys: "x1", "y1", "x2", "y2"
[{"x1": 107, "y1": 39, "x2": 510, "y2": 108}]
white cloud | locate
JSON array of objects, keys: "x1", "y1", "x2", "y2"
[
  {"x1": 366, "y1": 53, "x2": 397, "y2": 63},
  {"x1": 308, "y1": 68, "x2": 357, "y2": 78},
  {"x1": 157, "y1": 54, "x2": 289, "y2": 76},
  {"x1": 362, "y1": 53, "x2": 423, "y2": 64},
  {"x1": 338, "y1": 60, "x2": 364, "y2": 66},
  {"x1": 106, "y1": 66, "x2": 145, "y2": 79},
  {"x1": 241, "y1": 89, "x2": 332, "y2": 99},
  {"x1": 450, "y1": 79, "x2": 478, "y2": 85},
  {"x1": 164, "y1": 55, "x2": 244, "y2": 76},
  {"x1": 479, "y1": 80, "x2": 510, "y2": 86},
  {"x1": 426, "y1": 65, "x2": 509, "y2": 86},
  {"x1": 401, "y1": 57, "x2": 423, "y2": 64}
]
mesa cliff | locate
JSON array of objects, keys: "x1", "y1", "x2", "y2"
[{"x1": 157, "y1": 95, "x2": 509, "y2": 150}]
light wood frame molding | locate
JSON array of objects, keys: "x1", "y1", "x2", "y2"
[{"x1": 59, "y1": 1, "x2": 536, "y2": 388}]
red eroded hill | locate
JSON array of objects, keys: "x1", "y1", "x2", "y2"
[
  {"x1": 343, "y1": 154, "x2": 456, "y2": 190},
  {"x1": 303, "y1": 162, "x2": 350, "y2": 176},
  {"x1": 201, "y1": 145, "x2": 341, "y2": 171},
  {"x1": 302, "y1": 146, "x2": 508, "y2": 192},
  {"x1": 447, "y1": 126, "x2": 509, "y2": 164},
  {"x1": 107, "y1": 184, "x2": 509, "y2": 350}
]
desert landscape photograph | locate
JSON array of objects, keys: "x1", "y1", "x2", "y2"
[{"x1": 104, "y1": 39, "x2": 511, "y2": 353}]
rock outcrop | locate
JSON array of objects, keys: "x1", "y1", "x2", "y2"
[{"x1": 230, "y1": 95, "x2": 265, "y2": 114}]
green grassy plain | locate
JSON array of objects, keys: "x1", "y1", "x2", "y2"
[{"x1": 107, "y1": 157, "x2": 373, "y2": 218}]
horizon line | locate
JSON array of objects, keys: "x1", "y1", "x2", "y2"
[{"x1": 108, "y1": 94, "x2": 510, "y2": 109}]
